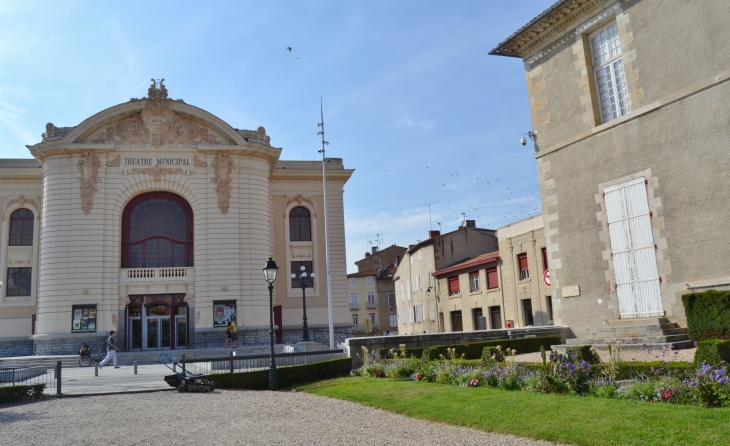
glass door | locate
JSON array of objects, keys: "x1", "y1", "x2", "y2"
[
  {"x1": 146, "y1": 318, "x2": 158, "y2": 349},
  {"x1": 128, "y1": 307, "x2": 142, "y2": 350},
  {"x1": 145, "y1": 304, "x2": 171, "y2": 350},
  {"x1": 175, "y1": 306, "x2": 187, "y2": 348}
]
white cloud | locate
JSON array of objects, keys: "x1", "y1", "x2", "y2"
[
  {"x1": 0, "y1": 101, "x2": 36, "y2": 145},
  {"x1": 391, "y1": 114, "x2": 434, "y2": 131}
]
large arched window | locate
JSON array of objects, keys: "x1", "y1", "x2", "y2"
[
  {"x1": 289, "y1": 206, "x2": 311, "y2": 241},
  {"x1": 122, "y1": 192, "x2": 193, "y2": 268},
  {"x1": 9, "y1": 209, "x2": 34, "y2": 246}
]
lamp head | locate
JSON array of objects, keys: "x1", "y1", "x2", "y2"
[
  {"x1": 520, "y1": 135, "x2": 527, "y2": 146},
  {"x1": 263, "y1": 257, "x2": 279, "y2": 284},
  {"x1": 310, "y1": 273, "x2": 315, "y2": 278},
  {"x1": 291, "y1": 273, "x2": 296, "y2": 279}
]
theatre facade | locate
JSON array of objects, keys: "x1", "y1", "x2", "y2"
[{"x1": 0, "y1": 80, "x2": 354, "y2": 355}]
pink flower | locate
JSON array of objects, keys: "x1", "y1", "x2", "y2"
[{"x1": 469, "y1": 379, "x2": 479, "y2": 387}]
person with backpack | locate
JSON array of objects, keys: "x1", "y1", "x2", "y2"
[
  {"x1": 230, "y1": 319, "x2": 237, "y2": 348},
  {"x1": 224, "y1": 321, "x2": 233, "y2": 348}
]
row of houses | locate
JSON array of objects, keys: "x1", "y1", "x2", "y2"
[{"x1": 349, "y1": 0, "x2": 730, "y2": 349}]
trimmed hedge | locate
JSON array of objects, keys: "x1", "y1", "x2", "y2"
[
  {"x1": 0, "y1": 384, "x2": 44, "y2": 404},
  {"x1": 388, "y1": 336, "x2": 561, "y2": 361},
  {"x1": 211, "y1": 357, "x2": 352, "y2": 390},
  {"x1": 694, "y1": 339, "x2": 730, "y2": 366},
  {"x1": 682, "y1": 290, "x2": 730, "y2": 341}
]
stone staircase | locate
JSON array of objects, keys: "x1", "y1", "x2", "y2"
[{"x1": 560, "y1": 317, "x2": 694, "y2": 351}]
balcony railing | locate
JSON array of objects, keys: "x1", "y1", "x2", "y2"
[
  {"x1": 366, "y1": 301, "x2": 376, "y2": 309},
  {"x1": 349, "y1": 301, "x2": 359, "y2": 310},
  {"x1": 120, "y1": 267, "x2": 194, "y2": 284}
]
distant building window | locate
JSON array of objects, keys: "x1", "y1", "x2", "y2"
[
  {"x1": 448, "y1": 276, "x2": 460, "y2": 296},
  {"x1": 387, "y1": 292, "x2": 396, "y2": 307},
  {"x1": 369, "y1": 313, "x2": 376, "y2": 326},
  {"x1": 486, "y1": 267, "x2": 499, "y2": 290},
  {"x1": 389, "y1": 314, "x2": 398, "y2": 328},
  {"x1": 349, "y1": 292, "x2": 358, "y2": 310},
  {"x1": 400, "y1": 307, "x2": 406, "y2": 324},
  {"x1": 415, "y1": 305, "x2": 421, "y2": 323},
  {"x1": 7, "y1": 268, "x2": 31, "y2": 296},
  {"x1": 366, "y1": 276, "x2": 374, "y2": 286},
  {"x1": 289, "y1": 206, "x2": 312, "y2": 241},
  {"x1": 428, "y1": 273, "x2": 433, "y2": 288},
  {"x1": 429, "y1": 301, "x2": 436, "y2": 321},
  {"x1": 400, "y1": 282, "x2": 405, "y2": 302},
  {"x1": 518, "y1": 254, "x2": 529, "y2": 280},
  {"x1": 349, "y1": 277, "x2": 357, "y2": 287},
  {"x1": 9, "y1": 209, "x2": 34, "y2": 246},
  {"x1": 352, "y1": 313, "x2": 359, "y2": 326},
  {"x1": 409, "y1": 306, "x2": 415, "y2": 323},
  {"x1": 469, "y1": 271, "x2": 480, "y2": 292},
  {"x1": 590, "y1": 21, "x2": 630, "y2": 123},
  {"x1": 366, "y1": 290, "x2": 376, "y2": 307}
]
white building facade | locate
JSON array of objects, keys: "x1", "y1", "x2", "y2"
[{"x1": 0, "y1": 80, "x2": 353, "y2": 355}]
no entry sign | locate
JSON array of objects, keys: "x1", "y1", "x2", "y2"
[{"x1": 544, "y1": 269, "x2": 551, "y2": 287}]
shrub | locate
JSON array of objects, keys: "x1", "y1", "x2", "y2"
[
  {"x1": 682, "y1": 290, "x2": 730, "y2": 341},
  {"x1": 694, "y1": 339, "x2": 730, "y2": 367},
  {"x1": 211, "y1": 358, "x2": 352, "y2": 390},
  {"x1": 481, "y1": 346, "x2": 505, "y2": 364},
  {"x1": 0, "y1": 384, "x2": 45, "y2": 404},
  {"x1": 421, "y1": 347, "x2": 436, "y2": 362},
  {"x1": 405, "y1": 336, "x2": 561, "y2": 360},
  {"x1": 564, "y1": 346, "x2": 601, "y2": 364}
]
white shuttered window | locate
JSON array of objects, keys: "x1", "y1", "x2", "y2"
[
  {"x1": 604, "y1": 177, "x2": 663, "y2": 318},
  {"x1": 590, "y1": 21, "x2": 631, "y2": 123}
]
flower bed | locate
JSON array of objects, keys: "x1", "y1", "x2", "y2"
[{"x1": 357, "y1": 343, "x2": 730, "y2": 407}]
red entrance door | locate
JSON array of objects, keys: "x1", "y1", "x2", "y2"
[{"x1": 273, "y1": 305, "x2": 283, "y2": 344}]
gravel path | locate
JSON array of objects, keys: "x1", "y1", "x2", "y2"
[
  {"x1": 515, "y1": 347, "x2": 696, "y2": 363},
  {"x1": 0, "y1": 390, "x2": 556, "y2": 446}
]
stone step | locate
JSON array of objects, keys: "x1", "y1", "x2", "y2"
[
  {"x1": 555, "y1": 340, "x2": 695, "y2": 352},
  {"x1": 591, "y1": 327, "x2": 688, "y2": 338},
  {"x1": 567, "y1": 334, "x2": 690, "y2": 345},
  {"x1": 594, "y1": 323, "x2": 680, "y2": 333},
  {"x1": 607, "y1": 317, "x2": 670, "y2": 327}
]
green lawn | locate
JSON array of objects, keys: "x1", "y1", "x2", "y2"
[{"x1": 297, "y1": 377, "x2": 730, "y2": 446}]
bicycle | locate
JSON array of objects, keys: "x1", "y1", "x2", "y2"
[{"x1": 79, "y1": 349, "x2": 105, "y2": 367}]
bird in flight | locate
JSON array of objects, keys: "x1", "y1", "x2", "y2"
[{"x1": 286, "y1": 47, "x2": 292, "y2": 52}]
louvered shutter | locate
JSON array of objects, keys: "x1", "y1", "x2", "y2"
[{"x1": 604, "y1": 177, "x2": 663, "y2": 318}]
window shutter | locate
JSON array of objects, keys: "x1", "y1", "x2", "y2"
[
  {"x1": 448, "y1": 276, "x2": 460, "y2": 294},
  {"x1": 486, "y1": 267, "x2": 498, "y2": 289},
  {"x1": 604, "y1": 177, "x2": 662, "y2": 318},
  {"x1": 518, "y1": 254, "x2": 528, "y2": 271}
]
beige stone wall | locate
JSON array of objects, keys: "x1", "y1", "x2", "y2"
[
  {"x1": 509, "y1": 0, "x2": 730, "y2": 338},
  {"x1": 395, "y1": 245, "x2": 440, "y2": 335},
  {"x1": 344, "y1": 274, "x2": 377, "y2": 332}
]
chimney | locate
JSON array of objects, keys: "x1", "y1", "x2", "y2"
[
  {"x1": 365, "y1": 252, "x2": 371, "y2": 257},
  {"x1": 429, "y1": 230, "x2": 441, "y2": 239},
  {"x1": 372, "y1": 246, "x2": 378, "y2": 254},
  {"x1": 465, "y1": 220, "x2": 476, "y2": 229}
]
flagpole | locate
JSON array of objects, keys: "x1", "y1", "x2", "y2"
[{"x1": 317, "y1": 97, "x2": 335, "y2": 349}]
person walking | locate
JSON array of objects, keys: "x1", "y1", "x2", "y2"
[
  {"x1": 99, "y1": 331, "x2": 120, "y2": 369},
  {"x1": 230, "y1": 319, "x2": 237, "y2": 348},
  {"x1": 224, "y1": 322, "x2": 232, "y2": 348}
]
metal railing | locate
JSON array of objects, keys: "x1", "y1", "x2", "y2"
[
  {"x1": 0, "y1": 363, "x2": 56, "y2": 389},
  {"x1": 366, "y1": 302, "x2": 376, "y2": 309},
  {"x1": 179, "y1": 349, "x2": 346, "y2": 376},
  {"x1": 349, "y1": 301, "x2": 359, "y2": 310}
]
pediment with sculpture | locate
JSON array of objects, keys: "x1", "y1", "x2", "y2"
[{"x1": 76, "y1": 80, "x2": 235, "y2": 147}]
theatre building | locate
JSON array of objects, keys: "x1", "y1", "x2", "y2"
[{"x1": 0, "y1": 80, "x2": 353, "y2": 356}]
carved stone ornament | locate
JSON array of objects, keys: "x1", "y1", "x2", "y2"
[
  {"x1": 193, "y1": 156, "x2": 207, "y2": 167},
  {"x1": 4, "y1": 195, "x2": 40, "y2": 214},
  {"x1": 283, "y1": 195, "x2": 315, "y2": 217},
  {"x1": 131, "y1": 164, "x2": 184, "y2": 182},
  {"x1": 84, "y1": 79, "x2": 232, "y2": 147},
  {"x1": 106, "y1": 155, "x2": 121, "y2": 167},
  {"x1": 212, "y1": 151, "x2": 234, "y2": 214},
  {"x1": 77, "y1": 150, "x2": 101, "y2": 215}
]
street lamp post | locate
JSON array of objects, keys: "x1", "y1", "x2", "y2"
[
  {"x1": 263, "y1": 257, "x2": 279, "y2": 391},
  {"x1": 291, "y1": 266, "x2": 314, "y2": 342}
]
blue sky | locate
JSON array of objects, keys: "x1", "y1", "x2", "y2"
[{"x1": 0, "y1": 0, "x2": 552, "y2": 273}]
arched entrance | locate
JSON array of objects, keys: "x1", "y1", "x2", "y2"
[{"x1": 122, "y1": 192, "x2": 193, "y2": 350}]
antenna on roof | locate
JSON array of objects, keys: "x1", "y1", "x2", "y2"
[{"x1": 421, "y1": 201, "x2": 439, "y2": 231}]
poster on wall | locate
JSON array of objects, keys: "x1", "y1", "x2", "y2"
[
  {"x1": 72, "y1": 304, "x2": 97, "y2": 333},
  {"x1": 213, "y1": 300, "x2": 236, "y2": 327}
]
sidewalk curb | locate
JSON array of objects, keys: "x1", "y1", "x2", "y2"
[{"x1": 46, "y1": 387, "x2": 176, "y2": 399}]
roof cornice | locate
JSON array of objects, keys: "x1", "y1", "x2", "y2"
[{"x1": 489, "y1": 0, "x2": 606, "y2": 59}]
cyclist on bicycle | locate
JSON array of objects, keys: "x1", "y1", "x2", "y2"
[{"x1": 79, "y1": 342, "x2": 90, "y2": 357}]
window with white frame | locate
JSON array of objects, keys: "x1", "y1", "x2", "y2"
[
  {"x1": 366, "y1": 290, "x2": 376, "y2": 305},
  {"x1": 408, "y1": 306, "x2": 414, "y2": 323},
  {"x1": 369, "y1": 313, "x2": 376, "y2": 326},
  {"x1": 400, "y1": 306, "x2": 406, "y2": 324},
  {"x1": 352, "y1": 313, "x2": 359, "y2": 326},
  {"x1": 349, "y1": 277, "x2": 357, "y2": 287},
  {"x1": 590, "y1": 21, "x2": 630, "y2": 123},
  {"x1": 469, "y1": 271, "x2": 480, "y2": 292},
  {"x1": 429, "y1": 301, "x2": 436, "y2": 321},
  {"x1": 401, "y1": 282, "x2": 405, "y2": 302},
  {"x1": 389, "y1": 313, "x2": 398, "y2": 328},
  {"x1": 604, "y1": 177, "x2": 663, "y2": 318},
  {"x1": 387, "y1": 292, "x2": 396, "y2": 307},
  {"x1": 349, "y1": 292, "x2": 358, "y2": 307},
  {"x1": 366, "y1": 276, "x2": 374, "y2": 286},
  {"x1": 415, "y1": 304, "x2": 421, "y2": 323}
]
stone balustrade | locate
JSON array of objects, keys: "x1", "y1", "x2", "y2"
[{"x1": 120, "y1": 267, "x2": 194, "y2": 283}]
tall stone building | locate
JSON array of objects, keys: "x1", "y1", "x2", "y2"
[
  {"x1": 0, "y1": 80, "x2": 354, "y2": 355},
  {"x1": 491, "y1": 0, "x2": 728, "y2": 347}
]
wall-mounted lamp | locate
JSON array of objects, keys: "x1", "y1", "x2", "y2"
[{"x1": 520, "y1": 131, "x2": 537, "y2": 146}]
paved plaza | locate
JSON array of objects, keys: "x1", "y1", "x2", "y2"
[
  {"x1": 54, "y1": 363, "x2": 174, "y2": 396},
  {"x1": 0, "y1": 389, "x2": 555, "y2": 446}
]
